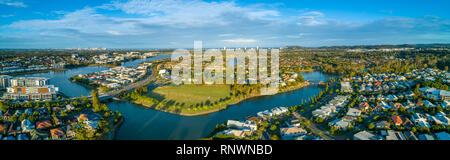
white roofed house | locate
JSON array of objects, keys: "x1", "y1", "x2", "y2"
[
  {"x1": 341, "y1": 82, "x2": 353, "y2": 93},
  {"x1": 346, "y1": 108, "x2": 362, "y2": 117},
  {"x1": 353, "y1": 131, "x2": 380, "y2": 140},
  {"x1": 220, "y1": 129, "x2": 252, "y2": 139},
  {"x1": 65, "y1": 104, "x2": 75, "y2": 111},
  {"x1": 226, "y1": 120, "x2": 257, "y2": 131},
  {"x1": 21, "y1": 119, "x2": 35, "y2": 132},
  {"x1": 280, "y1": 126, "x2": 307, "y2": 140},
  {"x1": 423, "y1": 100, "x2": 436, "y2": 108},
  {"x1": 411, "y1": 113, "x2": 431, "y2": 128},
  {"x1": 329, "y1": 119, "x2": 351, "y2": 130}
]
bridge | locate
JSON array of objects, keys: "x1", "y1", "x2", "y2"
[
  {"x1": 307, "y1": 81, "x2": 327, "y2": 85},
  {"x1": 73, "y1": 66, "x2": 159, "y2": 102}
]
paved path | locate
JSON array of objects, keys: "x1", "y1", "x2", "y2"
[{"x1": 293, "y1": 112, "x2": 334, "y2": 140}]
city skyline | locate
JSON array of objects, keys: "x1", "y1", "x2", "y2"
[{"x1": 0, "y1": 0, "x2": 449, "y2": 49}]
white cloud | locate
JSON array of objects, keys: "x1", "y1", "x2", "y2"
[
  {"x1": 223, "y1": 38, "x2": 257, "y2": 43},
  {"x1": 100, "y1": 0, "x2": 279, "y2": 27},
  {"x1": 0, "y1": 0, "x2": 27, "y2": 7},
  {"x1": 1, "y1": 0, "x2": 449, "y2": 48},
  {"x1": 298, "y1": 11, "x2": 326, "y2": 26}
]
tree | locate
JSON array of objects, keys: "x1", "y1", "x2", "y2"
[
  {"x1": 91, "y1": 90, "x2": 106, "y2": 113},
  {"x1": 9, "y1": 114, "x2": 18, "y2": 122},
  {"x1": 19, "y1": 114, "x2": 27, "y2": 122},
  {"x1": 271, "y1": 134, "x2": 279, "y2": 140},
  {"x1": 414, "y1": 84, "x2": 420, "y2": 98},
  {"x1": 269, "y1": 125, "x2": 277, "y2": 131},
  {"x1": 0, "y1": 101, "x2": 9, "y2": 111},
  {"x1": 368, "y1": 123, "x2": 375, "y2": 130}
]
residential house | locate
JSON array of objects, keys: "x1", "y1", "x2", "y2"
[
  {"x1": 36, "y1": 120, "x2": 52, "y2": 130},
  {"x1": 353, "y1": 131, "x2": 379, "y2": 140},
  {"x1": 21, "y1": 119, "x2": 35, "y2": 132},
  {"x1": 391, "y1": 115, "x2": 403, "y2": 126},
  {"x1": 376, "y1": 121, "x2": 390, "y2": 129},
  {"x1": 418, "y1": 134, "x2": 435, "y2": 140},
  {"x1": 403, "y1": 131, "x2": 418, "y2": 140},
  {"x1": 329, "y1": 119, "x2": 351, "y2": 130},
  {"x1": 220, "y1": 129, "x2": 252, "y2": 139},
  {"x1": 227, "y1": 120, "x2": 257, "y2": 131},
  {"x1": 280, "y1": 126, "x2": 307, "y2": 139},
  {"x1": 435, "y1": 132, "x2": 450, "y2": 140},
  {"x1": 346, "y1": 108, "x2": 362, "y2": 117},
  {"x1": 50, "y1": 128, "x2": 66, "y2": 140}
]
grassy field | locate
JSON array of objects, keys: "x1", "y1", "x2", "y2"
[
  {"x1": 148, "y1": 84, "x2": 231, "y2": 107},
  {"x1": 131, "y1": 84, "x2": 235, "y2": 115},
  {"x1": 131, "y1": 81, "x2": 309, "y2": 116}
]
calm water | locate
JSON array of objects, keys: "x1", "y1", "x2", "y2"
[
  {"x1": 16, "y1": 55, "x2": 171, "y2": 97},
  {"x1": 15, "y1": 55, "x2": 334, "y2": 140},
  {"x1": 107, "y1": 71, "x2": 335, "y2": 140}
]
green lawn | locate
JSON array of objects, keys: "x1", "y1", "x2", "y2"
[{"x1": 144, "y1": 84, "x2": 232, "y2": 114}]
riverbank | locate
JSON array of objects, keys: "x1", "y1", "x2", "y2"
[
  {"x1": 87, "y1": 63, "x2": 120, "y2": 68},
  {"x1": 129, "y1": 81, "x2": 311, "y2": 116},
  {"x1": 107, "y1": 116, "x2": 124, "y2": 140},
  {"x1": 7, "y1": 68, "x2": 68, "y2": 76}
]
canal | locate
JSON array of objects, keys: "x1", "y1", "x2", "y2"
[{"x1": 16, "y1": 55, "x2": 335, "y2": 140}]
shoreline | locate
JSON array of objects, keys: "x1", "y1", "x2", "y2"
[
  {"x1": 128, "y1": 81, "x2": 311, "y2": 116},
  {"x1": 7, "y1": 68, "x2": 68, "y2": 76},
  {"x1": 109, "y1": 116, "x2": 124, "y2": 140}
]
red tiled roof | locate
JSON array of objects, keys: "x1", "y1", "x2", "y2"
[
  {"x1": 391, "y1": 115, "x2": 403, "y2": 125},
  {"x1": 50, "y1": 128, "x2": 65, "y2": 137},
  {"x1": 36, "y1": 120, "x2": 53, "y2": 129}
]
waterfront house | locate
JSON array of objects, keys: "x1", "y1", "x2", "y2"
[
  {"x1": 227, "y1": 120, "x2": 257, "y2": 131},
  {"x1": 385, "y1": 130, "x2": 398, "y2": 140},
  {"x1": 220, "y1": 129, "x2": 252, "y2": 139},
  {"x1": 246, "y1": 116, "x2": 262, "y2": 124},
  {"x1": 29, "y1": 129, "x2": 49, "y2": 140}
]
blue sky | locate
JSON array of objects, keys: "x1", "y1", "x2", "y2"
[{"x1": 0, "y1": 0, "x2": 449, "y2": 49}]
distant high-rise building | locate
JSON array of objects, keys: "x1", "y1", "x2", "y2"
[
  {"x1": 0, "y1": 75, "x2": 12, "y2": 89},
  {"x1": 10, "y1": 77, "x2": 49, "y2": 87}
]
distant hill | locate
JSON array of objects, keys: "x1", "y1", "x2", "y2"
[{"x1": 283, "y1": 43, "x2": 450, "y2": 50}]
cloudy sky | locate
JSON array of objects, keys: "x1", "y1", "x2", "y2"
[{"x1": 0, "y1": 0, "x2": 449, "y2": 49}]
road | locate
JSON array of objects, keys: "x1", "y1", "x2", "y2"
[
  {"x1": 290, "y1": 82, "x2": 338, "y2": 140},
  {"x1": 100, "y1": 66, "x2": 158, "y2": 97},
  {"x1": 293, "y1": 112, "x2": 334, "y2": 140}
]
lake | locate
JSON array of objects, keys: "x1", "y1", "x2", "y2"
[{"x1": 16, "y1": 55, "x2": 335, "y2": 140}]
